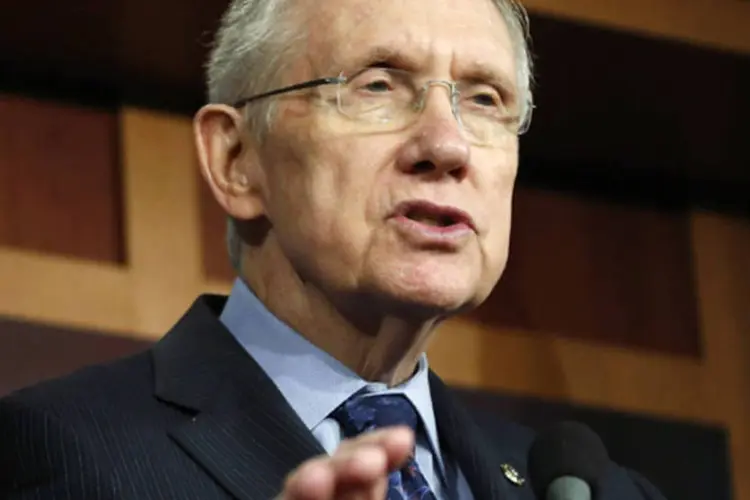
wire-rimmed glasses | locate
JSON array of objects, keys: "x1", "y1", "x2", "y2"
[{"x1": 233, "y1": 67, "x2": 533, "y2": 147}]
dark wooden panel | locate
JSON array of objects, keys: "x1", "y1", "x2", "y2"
[
  {"x1": 0, "y1": 317, "x2": 150, "y2": 397},
  {"x1": 523, "y1": 16, "x2": 750, "y2": 184},
  {"x1": 471, "y1": 187, "x2": 701, "y2": 356},
  {"x1": 199, "y1": 172, "x2": 234, "y2": 281},
  {"x1": 0, "y1": 95, "x2": 124, "y2": 263}
]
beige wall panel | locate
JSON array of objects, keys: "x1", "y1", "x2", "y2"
[
  {"x1": 429, "y1": 320, "x2": 711, "y2": 423},
  {"x1": 0, "y1": 248, "x2": 134, "y2": 334},
  {"x1": 691, "y1": 211, "x2": 750, "y2": 500}
]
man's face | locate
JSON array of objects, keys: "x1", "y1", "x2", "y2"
[{"x1": 253, "y1": 0, "x2": 519, "y2": 315}]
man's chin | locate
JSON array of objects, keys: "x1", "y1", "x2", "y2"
[
  {"x1": 358, "y1": 260, "x2": 492, "y2": 319},
  {"x1": 378, "y1": 283, "x2": 480, "y2": 320}
]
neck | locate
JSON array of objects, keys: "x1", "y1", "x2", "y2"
[{"x1": 239, "y1": 245, "x2": 442, "y2": 386}]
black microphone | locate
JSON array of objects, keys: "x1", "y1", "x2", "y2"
[{"x1": 528, "y1": 421, "x2": 610, "y2": 500}]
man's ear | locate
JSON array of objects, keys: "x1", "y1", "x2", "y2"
[{"x1": 194, "y1": 104, "x2": 266, "y2": 220}]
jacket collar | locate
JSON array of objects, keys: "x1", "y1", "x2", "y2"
[{"x1": 153, "y1": 295, "x2": 325, "y2": 500}]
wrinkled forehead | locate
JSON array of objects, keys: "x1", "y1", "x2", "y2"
[{"x1": 300, "y1": 0, "x2": 517, "y2": 88}]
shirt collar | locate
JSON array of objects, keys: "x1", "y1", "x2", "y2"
[{"x1": 219, "y1": 278, "x2": 444, "y2": 471}]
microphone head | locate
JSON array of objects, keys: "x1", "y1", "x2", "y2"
[{"x1": 528, "y1": 421, "x2": 610, "y2": 498}]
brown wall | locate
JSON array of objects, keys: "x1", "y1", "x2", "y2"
[
  {"x1": 1, "y1": 102, "x2": 748, "y2": 497},
  {"x1": 524, "y1": 0, "x2": 750, "y2": 55}
]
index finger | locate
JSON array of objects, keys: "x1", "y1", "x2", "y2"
[{"x1": 336, "y1": 425, "x2": 415, "y2": 470}]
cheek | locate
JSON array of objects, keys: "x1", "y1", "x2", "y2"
[
  {"x1": 263, "y1": 129, "x2": 394, "y2": 279},
  {"x1": 294, "y1": 128, "x2": 399, "y2": 222},
  {"x1": 481, "y1": 205, "x2": 512, "y2": 276},
  {"x1": 477, "y1": 154, "x2": 517, "y2": 271}
]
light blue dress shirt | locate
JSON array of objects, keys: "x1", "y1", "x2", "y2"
[{"x1": 219, "y1": 278, "x2": 474, "y2": 499}]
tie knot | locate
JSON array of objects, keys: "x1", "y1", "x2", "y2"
[{"x1": 333, "y1": 393, "x2": 419, "y2": 438}]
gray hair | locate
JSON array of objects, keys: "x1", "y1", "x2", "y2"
[{"x1": 206, "y1": 0, "x2": 534, "y2": 272}]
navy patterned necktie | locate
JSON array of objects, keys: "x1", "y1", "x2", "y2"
[{"x1": 332, "y1": 393, "x2": 438, "y2": 500}]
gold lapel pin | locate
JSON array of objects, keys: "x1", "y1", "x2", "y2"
[{"x1": 501, "y1": 463, "x2": 525, "y2": 487}]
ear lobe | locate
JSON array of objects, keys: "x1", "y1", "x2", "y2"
[{"x1": 194, "y1": 104, "x2": 266, "y2": 220}]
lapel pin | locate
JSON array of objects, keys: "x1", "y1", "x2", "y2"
[{"x1": 500, "y1": 463, "x2": 525, "y2": 487}]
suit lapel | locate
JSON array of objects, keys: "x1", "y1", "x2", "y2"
[
  {"x1": 168, "y1": 381, "x2": 325, "y2": 500},
  {"x1": 429, "y1": 372, "x2": 529, "y2": 500},
  {"x1": 152, "y1": 295, "x2": 325, "y2": 500}
]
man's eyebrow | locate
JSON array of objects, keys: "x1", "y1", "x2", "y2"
[
  {"x1": 333, "y1": 47, "x2": 520, "y2": 98},
  {"x1": 340, "y1": 45, "x2": 423, "y2": 72},
  {"x1": 459, "y1": 61, "x2": 518, "y2": 95}
]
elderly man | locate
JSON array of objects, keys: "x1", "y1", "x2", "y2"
[{"x1": 0, "y1": 0, "x2": 667, "y2": 498}]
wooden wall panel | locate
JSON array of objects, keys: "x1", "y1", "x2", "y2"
[
  {"x1": 522, "y1": 16, "x2": 749, "y2": 187},
  {"x1": 0, "y1": 248, "x2": 134, "y2": 335},
  {"x1": 690, "y1": 212, "x2": 750, "y2": 499},
  {"x1": 0, "y1": 95, "x2": 123, "y2": 264},
  {"x1": 474, "y1": 187, "x2": 701, "y2": 356},
  {"x1": 120, "y1": 109, "x2": 206, "y2": 337},
  {"x1": 0, "y1": 316, "x2": 149, "y2": 397}
]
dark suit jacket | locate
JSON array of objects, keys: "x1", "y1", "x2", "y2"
[{"x1": 0, "y1": 295, "x2": 665, "y2": 499}]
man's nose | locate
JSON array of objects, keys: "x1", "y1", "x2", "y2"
[{"x1": 397, "y1": 88, "x2": 471, "y2": 180}]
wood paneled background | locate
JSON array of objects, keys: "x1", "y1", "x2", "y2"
[{"x1": 1, "y1": 0, "x2": 749, "y2": 497}]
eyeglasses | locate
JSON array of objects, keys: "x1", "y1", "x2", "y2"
[{"x1": 232, "y1": 67, "x2": 533, "y2": 147}]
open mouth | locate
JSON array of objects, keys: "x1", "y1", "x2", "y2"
[
  {"x1": 395, "y1": 200, "x2": 475, "y2": 231},
  {"x1": 404, "y1": 209, "x2": 461, "y2": 228}
]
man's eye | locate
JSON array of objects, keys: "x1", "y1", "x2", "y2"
[
  {"x1": 471, "y1": 92, "x2": 500, "y2": 107},
  {"x1": 362, "y1": 79, "x2": 392, "y2": 92}
]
